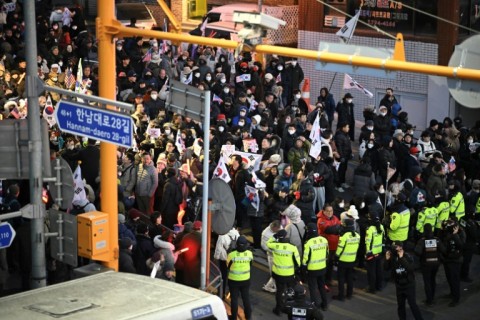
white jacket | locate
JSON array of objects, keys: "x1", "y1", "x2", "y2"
[
  {"x1": 417, "y1": 138, "x2": 437, "y2": 165},
  {"x1": 214, "y1": 228, "x2": 240, "y2": 261}
]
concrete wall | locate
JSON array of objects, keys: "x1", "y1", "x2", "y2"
[{"x1": 298, "y1": 30, "x2": 446, "y2": 128}]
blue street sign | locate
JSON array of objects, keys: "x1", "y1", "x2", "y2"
[
  {"x1": 0, "y1": 222, "x2": 16, "y2": 249},
  {"x1": 55, "y1": 100, "x2": 133, "y2": 148}
]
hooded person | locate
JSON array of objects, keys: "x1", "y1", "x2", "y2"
[
  {"x1": 214, "y1": 227, "x2": 241, "y2": 298},
  {"x1": 283, "y1": 204, "x2": 306, "y2": 257},
  {"x1": 119, "y1": 238, "x2": 136, "y2": 274}
]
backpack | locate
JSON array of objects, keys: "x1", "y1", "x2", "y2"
[
  {"x1": 70, "y1": 202, "x2": 89, "y2": 215},
  {"x1": 227, "y1": 235, "x2": 238, "y2": 253}
]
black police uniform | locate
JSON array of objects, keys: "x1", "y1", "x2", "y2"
[
  {"x1": 385, "y1": 247, "x2": 424, "y2": 320},
  {"x1": 441, "y1": 223, "x2": 465, "y2": 307},
  {"x1": 284, "y1": 285, "x2": 324, "y2": 320}
]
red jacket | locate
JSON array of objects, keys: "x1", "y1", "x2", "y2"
[{"x1": 317, "y1": 210, "x2": 341, "y2": 251}]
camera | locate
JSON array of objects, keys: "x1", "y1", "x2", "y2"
[{"x1": 443, "y1": 219, "x2": 458, "y2": 234}]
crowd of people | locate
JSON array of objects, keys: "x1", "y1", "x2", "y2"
[{"x1": 0, "y1": 2, "x2": 480, "y2": 319}]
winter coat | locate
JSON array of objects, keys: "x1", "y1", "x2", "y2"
[
  {"x1": 285, "y1": 220, "x2": 306, "y2": 257},
  {"x1": 417, "y1": 138, "x2": 437, "y2": 167},
  {"x1": 317, "y1": 210, "x2": 341, "y2": 251},
  {"x1": 214, "y1": 228, "x2": 240, "y2": 261},
  {"x1": 274, "y1": 172, "x2": 294, "y2": 194},
  {"x1": 135, "y1": 163, "x2": 158, "y2": 197},
  {"x1": 287, "y1": 141, "x2": 311, "y2": 174},
  {"x1": 334, "y1": 130, "x2": 352, "y2": 159},
  {"x1": 160, "y1": 177, "x2": 183, "y2": 221},
  {"x1": 153, "y1": 236, "x2": 178, "y2": 266},
  {"x1": 353, "y1": 163, "x2": 376, "y2": 197},
  {"x1": 426, "y1": 169, "x2": 447, "y2": 200},
  {"x1": 373, "y1": 114, "x2": 392, "y2": 139},
  {"x1": 377, "y1": 147, "x2": 396, "y2": 180},
  {"x1": 120, "y1": 163, "x2": 137, "y2": 198},
  {"x1": 336, "y1": 100, "x2": 354, "y2": 126},
  {"x1": 133, "y1": 234, "x2": 156, "y2": 276},
  {"x1": 119, "y1": 249, "x2": 136, "y2": 274},
  {"x1": 292, "y1": 178, "x2": 315, "y2": 223},
  {"x1": 317, "y1": 93, "x2": 336, "y2": 121},
  {"x1": 310, "y1": 160, "x2": 331, "y2": 188},
  {"x1": 119, "y1": 223, "x2": 137, "y2": 246}
]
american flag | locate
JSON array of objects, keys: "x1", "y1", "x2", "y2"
[
  {"x1": 64, "y1": 67, "x2": 76, "y2": 89},
  {"x1": 10, "y1": 107, "x2": 20, "y2": 119},
  {"x1": 212, "y1": 94, "x2": 223, "y2": 103}
]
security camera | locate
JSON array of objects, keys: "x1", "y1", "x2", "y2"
[{"x1": 233, "y1": 11, "x2": 286, "y2": 30}]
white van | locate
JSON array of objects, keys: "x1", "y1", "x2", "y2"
[{"x1": 0, "y1": 272, "x2": 228, "y2": 320}]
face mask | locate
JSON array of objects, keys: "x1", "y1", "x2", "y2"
[
  {"x1": 292, "y1": 106, "x2": 298, "y2": 111},
  {"x1": 195, "y1": 72, "x2": 200, "y2": 78},
  {"x1": 223, "y1": 87, "x2": 229, "y2": 93},
  {"x1": 151, "y1": 94, "x2": 158, "y2": 100},
  {"x1": 238, "y1": 121, "x2": 245, "y2": 127},
  {"x1": 53, "y1": 25, "x2": 58, "y2": 30},
  {"x1": 165, "y1": 129, "x2": 171, "y2": 135},
  {"x1": 67, "y1": 47, "x2": 72, "y2": 53},
  {"x1": 277, "y1": 66, "x2": 283, "y2": 71},
  {"x1": 367, "y1": 143, "x2": 374, "y2": 149},
  {"x1": 380, "y1": 112, "x2": 387, "y2": 117},
  {"x1": 58, "y1": 61, "x2": 63, "y2": 67},
  {"x1": 291, "y1": 61, "x2": 297, "y2": 66},
  {"x1": 52, "y1": 77, "x2": 58, "y2": 82},
  {"x1": 37, "y1": 58, "x2": 42, "y2": 64},
  {"x1": 220, "y1": 78, "x2": 226, "y2": 84},
  {"x1": 367, "y1": 126, "x2": 374, "y2": 131},
  {"x1": 206, "y1": 76, "x2": 211, "y2": 81},
  {"x1": 467, "y1": 139, "x2": 473, "y2": 144},
  {"x1": 288, "y1": 129, "x2": 295, "y2": 135},
  {"x1": 116, "y1": 46, "x2": 122, "y2": 51},
  {"x1": 285, "y1": 118, "x2": 291, "y2": 124},
  {"x1": 72, "y1": 25, "x2": 78, "y2": 30},
  {"x1": 218, "y1": 126, "x2": 224, "y2": 132},
  {"x1": 295, "y1": 94, "x2": 301, "y2": 99},
  {"x1": 339, "y1": 202, "x2": 344, "y2": 208},
  {"x1": 378, "y1": 187, "x2": 385, "y2": 194},
  {"x1": 346, "y1": 99, "x2": 353, "y2": 103},
  {"x1": 220, "y1": 58, "x2": 225, "y2": 62},
  {"x1": 240, "y1": 111, "x2": 246, "y2": 116},
  {"x1": 67, "y1": 144, "x2": 74, "y2": 150}
]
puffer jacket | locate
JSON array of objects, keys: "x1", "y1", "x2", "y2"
[
  {"x1": 292, "y1": 178, "x2": 315, "y2": 222},
  {"x1": 214, "y1": 228, "x2": 240, "y2": 261},
  {"x1": 317, "y1": 210, "x2": 341, "y2": 251}
]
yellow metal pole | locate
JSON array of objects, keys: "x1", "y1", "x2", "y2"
[
  {"x1": 98, "y1": 0, "x2": 119, "y2": 271},
  {"x1": 110, "y1": 24, "x2": 480, "y2": 82},
  {"x1": 254, "y1": 44, "x2": 480, "y2": 81},
  {"x1": 156, "y1": 0, "x2": 182, "y2": 33}
]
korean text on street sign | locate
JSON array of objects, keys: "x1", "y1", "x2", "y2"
[
  {"x1": 55, "y1": 100, "x2": 133, "y2": 148},
  {"x1": 0, "y1": 222, "x2": 16, "y2": 249}
]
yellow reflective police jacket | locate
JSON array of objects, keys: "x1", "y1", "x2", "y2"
[
  {"x1": 302, "y1": 236, "x2": 329, "y2": 271},
  {"x1": 267, "y1": 237, "x2": 301, "y2": 276},
  {"x1": 227, "y1": 250, "x2": 253, "y2": 281}
]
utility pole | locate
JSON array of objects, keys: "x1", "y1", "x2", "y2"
[
  {"x1": 24, "y1": 0, "x2": 47, "y2": 289},
  {"x1": 98, "y1": 0, "x2": 119, "y2": 270}
]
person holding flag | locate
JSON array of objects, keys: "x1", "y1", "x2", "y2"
[{"x1": 70, "y1": 163, "x2": 96, "y2": 215}]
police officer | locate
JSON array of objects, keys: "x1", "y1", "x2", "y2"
[
  {"x1": 385, "y1": 241, "x2": 424, "y2": 320},
  {"x1": 267, "y1": 229, "x2": 301, "y2": 316},
  {"x1": 364, "y1": 214, "x2": 385, "y2": 294},
  {"x1": 414, "y1": 223, "x2": 445, "y2": 306},
  {"x1": 434, "y1": 190, "x2": 450, "y2": 234},
  {"x1": 440, "y1": 219, "x2": 464, "y2": 307},
  {"x1": 386, "y1": 193, "x2": 410, "y2": 244},
  {"x1": 416, "y1": 203, "x2": 438, "y2": 236},
  {"x1": 449, "y1": 180, "x2": 465, "y2": 220},
  {"x1": 284, "y1": 283, "x2": 324, "y2": 320},
  {"x1": 302, "y1": 223, "x2": 329, "y2": 310},
  {"x1": 227, "y1": 236, "x2": 253, "y2": 320},
  {"x1": 333, "y1": 218, "x2": 360, "y2": 301}
]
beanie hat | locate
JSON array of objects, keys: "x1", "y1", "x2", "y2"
[
  {"x1": 347, "y1": 205, "x2": 359, "y2": 220},
  {"x1": 118, "y1": 214, "x2": 126, "y2": 224},
  {"x1": 409, "y1": 146, "x2": 420, "y2": 155},
  {"x1": 193, "y1": 220, "x2": 202, "y2": 231},
  {"x1": 283, "y1": 204, "x2": 302, "y2": 223},
  {"x1": 163, "y1": 261, "x2": 175, "y2": 272},
  {"x1": 269, "y1": 154, "x2": 282, "y2": 165},
  {"x1": 128, "y1": 208, "x2": 143, "y2": 220},
  {"x1": 252, "y1": 114, "x2": 262, "y2": 125},
  {"x1": 472, "y1": 179, "x2": 480, "y2": 190}
]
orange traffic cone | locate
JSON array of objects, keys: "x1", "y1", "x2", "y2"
[{"x1": 301, "y1": 78, "x2": 314, "y2": 113}]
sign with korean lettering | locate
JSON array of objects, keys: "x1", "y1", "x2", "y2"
[
  {"x1": 55, "y1": 100, "x2": 133, "y2": 148},
  {"x1": 354, "y1": 0, "x2": 410, "y2": 29}
]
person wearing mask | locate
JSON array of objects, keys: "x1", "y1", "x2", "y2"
[
  {"x1": 302, "y1": 223, "x2": 329, "y2": 311},
  {"x1": 414, "y1": 223, "x2": 445, "y2": 306},
  {"x1": 359, "y1": 119, "x2": 375, "y2": 145},
  {"x1": 334, "y1": 122, "x2": 353, "y2": 192},
  {"x1": 267, "y1": 229, "x2": 301, "y2": 316},
  {"x1": 288, "y1": 137, "x2": 311, "y2": 175},
  {"x1": 364, "y1": 214, "x2": 385, "y2": 294},
  {"x1": 336, "y1": 93, "x2": 355, "y2": 141},
  {"x1": 227, "y1": 236, "x2": 254, "y2": 320},
  {"x1": 285, "y1": 58, "x2": 304, "y2": 105},
  {"x1": 261, "y1": 220, "x2": 282, "y2": 293},
  {"x1": 385, "y1": 241, "x2": 424, "y2": 320},
  {"x1": 317, "y1": 87, "x2": 336, "y2": 129},
  {"x1": 333, "y1": 218, "x2": 360, "y2": 301},
  {"x1": 284, "y1": 284, "x2": 324, "y2": 320},
  {"x1": 374, "y1": 105, "x2": 392, "y2": 139}
]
